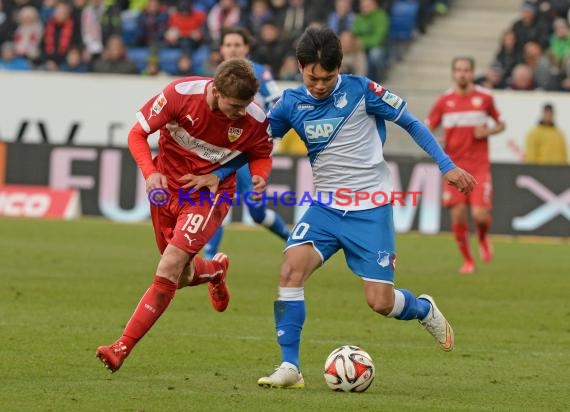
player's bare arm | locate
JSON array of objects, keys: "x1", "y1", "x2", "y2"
[
  {"x1": 251, "y1": 175, "x2": 267, "y2": 201},
  {"x1": 179, "y1": 173, "x2": 220, "y2": 193},
  {"x1": 443, "y1": 167, "x2": 477, "y2": 194},
  {"x1": 473, "y1": 121, "x2": 506, "y2": 139},
  {"x1": 145, "y1": 172, "x2": 168, "y2": 193}
]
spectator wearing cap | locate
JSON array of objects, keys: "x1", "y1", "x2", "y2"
[{"x1": 524, "y1": 103, "x2": 568, "y2": 165}]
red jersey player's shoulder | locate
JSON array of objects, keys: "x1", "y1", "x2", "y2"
[
  {"x1": 165, "y1": 76, "x2": 211, "y2": 97},
  {"x1": 246, "y1": 102, "x2": 267, "y2": 124},
  {"x1": 441, "y1": 88, "x2": 455, "y2": 97},
  {"x1": 473, "y1": 84, "x2": 494, "y2": 96}
]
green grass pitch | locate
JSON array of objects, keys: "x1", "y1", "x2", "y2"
[{"x1": 1, "y1": 217, "x2": 569, "y2": 411}]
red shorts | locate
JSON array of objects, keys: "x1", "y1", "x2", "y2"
[
  {"x1": 150, "y1": 194, "x2": 231, "y2": 255},
  {"x1": 442, "y1": 169, "x2": 492, "y2": 209}
]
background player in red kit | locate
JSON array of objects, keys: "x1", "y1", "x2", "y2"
[
  {"x1": 426, "y1": 57, "x2": 505, "y2": 274},
  {"x1": 96, "y1": 59, "x2": 273, "y2": 372}
]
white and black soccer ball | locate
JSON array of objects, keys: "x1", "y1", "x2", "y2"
[{"x1": 323, "y1": 345, "x2": 375, "y2": 392}]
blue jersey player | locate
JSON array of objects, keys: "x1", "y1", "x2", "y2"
[
  {"x1": 254, "y1": 27, "x2": 477, "y2": 389},
  {"x1": 203, "y1": 28, "x2": 290, "y2": 259}
]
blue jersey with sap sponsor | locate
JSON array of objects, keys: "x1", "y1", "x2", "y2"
[
  {"x1": 268, "y1": 74, "x2": 407, "y2": 211},
  {"x1": 252, "y1": 61, "x2": 281, "y2": 110}
]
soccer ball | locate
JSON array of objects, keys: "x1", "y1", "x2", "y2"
[{"x1": 323, "y1": 345, "x2": 375, "y2": 392}]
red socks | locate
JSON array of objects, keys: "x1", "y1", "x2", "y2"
[
  {"x1": 188, "y1": 256, "x2": 220, "y2": 286},
  {"x1": 476, "y1": 217, "x2": 492, "y2": 244},
  {"x1": 452, "y1": 223, "x2": 473, "y2": 263},
  {"x1": 119, "y1": 276, "x2": 177, "y2": 353}
]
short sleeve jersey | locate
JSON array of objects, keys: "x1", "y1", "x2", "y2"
[
  {"x1": 268, "y1": 74, "x2": 407, "y2": 211},
  {"x1": 136, "y1": 77, "x2": 272, "y2": 194},
  {"x1": 425, "y1": 85, "x2": 502, "y2": 171}
]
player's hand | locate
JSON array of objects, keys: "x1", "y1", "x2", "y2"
[
  {"x1": 443, "y1": 167, "x2": 477, "y2": 194},
  {"x1": 179, "y1": 173, "x2": 220, "y2": 193},
  {"x1": 146, "y1": 172, "x2": 168, "y2": 193},
  {"x1": 251, "y1": 175, "x2": 267, "y2": 201},
  {"x1": 473, "y1": 125, "x2": 490, "y2": 139}
]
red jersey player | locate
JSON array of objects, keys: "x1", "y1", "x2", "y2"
[
  {"x1": 426, "y1": 57, "x2": 505, "y2": 274},
  {"x1": 96, "y1": 59, "x2": 273, "y2": 372}
]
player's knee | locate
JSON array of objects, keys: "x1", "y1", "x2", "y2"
[
  {"x1": 279, "y1": 261, "x2": 304, "y2": 285},
  {"x1": 367, "y1": 299, "x2": 393, "y2": 316}
]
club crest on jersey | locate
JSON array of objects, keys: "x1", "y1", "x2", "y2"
[
  {"x1": 471, "y1": 96, "x2": 483, "y2": 107},
  {"x1": 368, "y1": 81, "x2": 384, "y2": 96},
  {"x1": 150, "y1": 93, "x2": 167, "y2": 118},
  {"x1": 334, "y1": 92, "x2": 348, "y2": 109},
  {"x1": 377, "y1": 251, "x2": 391, "y2": 268},
  {"x1": 304, "y1": 117, "x2": 343, "y2": 143},
  {"x1": 228, "y1": 127, "x2": 243, "y2": 142}
]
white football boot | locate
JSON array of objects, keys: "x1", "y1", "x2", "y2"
[
  {"x1": 418, "y1": 294, "x2": 454, "y2": 351},
  {"x1": 257, "y1": 362, "x2": 305, "y2": 389}
]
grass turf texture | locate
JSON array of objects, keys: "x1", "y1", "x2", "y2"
[{"x1": 1, "y1": 217, "x2": 569, "y2": 411}]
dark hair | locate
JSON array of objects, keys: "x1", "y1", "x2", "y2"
[
  {"x1": 452, "y1": 56, "x2": 475, "y2": 70},
  {"x1": 213, "y1": 58, "x2": 259, "y2": 100},
  {"x1": 296, "y1": 27, "x2": 343, "y2": 71},
  {"x1": 543, "y1": 102, "x2": 554, "y2": 111},
  {"x1": 220, "y1": 27, "x2": 253, "y2": 47}
]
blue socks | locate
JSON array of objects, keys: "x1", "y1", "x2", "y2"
[
  {"x1": 394, "y1": 289, "x2": 431, "y2": 320},
  {"x1": 274, "y1": 289, "x2": 305, "y2": 369}
]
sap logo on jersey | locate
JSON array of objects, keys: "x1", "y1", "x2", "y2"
[{"x1": 304, "y1": 117, "x2": 343, "y2": 143}]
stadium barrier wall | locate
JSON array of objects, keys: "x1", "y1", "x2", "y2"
[
  {"x1": 2, "y1": 142, "x2": 569, "y2": 237},
  {"x1": 1, "y1": 72, "x2": 569, "y2": 162}
]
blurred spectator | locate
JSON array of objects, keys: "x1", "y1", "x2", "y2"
[
  {"x1": 241, "y1": 0, "x2": 273, "y2": 38},
  {"x1": 523, "y1": 41, "x2": 558, "y2": 89},
  {"x1": 339, "y1": 30, "x2": 367, "y2": 75},
  {"x1": 305, "y1": 0, "x2": 334, "y2": 24},
  {"x1": 40, "y1": 0, "x2": 58, "y2": 23},
  {"x1": 495, "y1": 29, "x2": 518, "y2": 79},
  {"x1": 475, "y1": 63, "x2": 506, "y2": 89},
  {"x1": 524, "y1": 103, "x2": 568, "y2": 164},
  {"x1": 0, "y1": 0, "x2": 16, "y2": 47},
  {"x1": 13, "y1": 5, "x2": 44, "y2": 61},
  {"x1": 135, "y1": 0, "x2": 168, "y2": 48},
  {"x1": 201, "y1": 47, "x2": 221, "y2": 76},
  {"x1": 206, "y1": 0, "x2": 241, "y2": 45},
  {"x1": 142, "y1": 54, "x2": 166, "y2": 76},
  {"x1": 327, "y1": 0, "x2": 355, "y2": 34},
  {"x1": 268, "y1": 0, "x2": 287, "y2": 27},
  {"x1": 0, "y1": 41, "x2": 31, "y2": 70},
  {"x1": 508, "y1": 63, "x2": 537, "y2": 89},
  {"x1": 174, "y1": 53, "x2": 193, "y2": 75},
  {"x1": 41, "y1": 1, "x2": 83, "y2": 67},
  {"x1": 81, "y1": 0, "x2": 105, "y2": 58},
  {"x1": 281, "y1": 0, "x2": 307, "y2": 42},
  {"x1": 549, "y1": 18, "x2": 570, "y2": 69},
  {"x1": 249, "y1": 20, "x2": 289, "y2": 76},
  {"x1": 165, "y1": 0, "x2": 206, "y2": 50},
  {"x1": 100, "y1": 1, "x2": 123, "y2": 45},
  {"x1": 278, "y1": 53, "x2": 300, "y2": 81},
  {"x1": 60, "y1": 45, "x2": 89, "y2": 72},
  {"x1": 511, "y1": 2, "x2": 550, "y2": 61},
  {"x1": 92, "y1": 34, "x2": 139, "y2": 74},
  {"x1": 352, "y1": 0, "x2": 389, "y2": 81}
]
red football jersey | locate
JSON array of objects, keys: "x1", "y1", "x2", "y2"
[
  {"x1": 135, "y1": 77, "x2": 272, "y2": 195},
  {"x1": 426, "y1": 86, "x2": 502, "y2": 171}
]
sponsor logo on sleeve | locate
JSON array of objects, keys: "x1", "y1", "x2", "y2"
[
  {"x1": 368, "y1": 81, "x2": 385, "y2": 96},
  {"x1": 381, "y1": 91, "x2": 403, "y2": 109},
  {"x1": 150, "y1": 93, "x2": 167, "y2": 117}
]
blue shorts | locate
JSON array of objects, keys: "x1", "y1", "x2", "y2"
[{"x1": 285, "y1": 203, "x2": 396, "y2": 283}]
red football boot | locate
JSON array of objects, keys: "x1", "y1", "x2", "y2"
[
  {"x1": 208, "y1": 253, "x2": 230, "y2": 312},
  {"x1": 96, "y1": 341, "x2": 128, "y2": 373}
]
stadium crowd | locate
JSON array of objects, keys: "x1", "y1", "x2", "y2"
[
  {"x1": 477, "y1": 0, "x2": 570, "y2": 92},
  {"x1": 0, "y1": 0, "x2": 451, "y2": 80}
]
